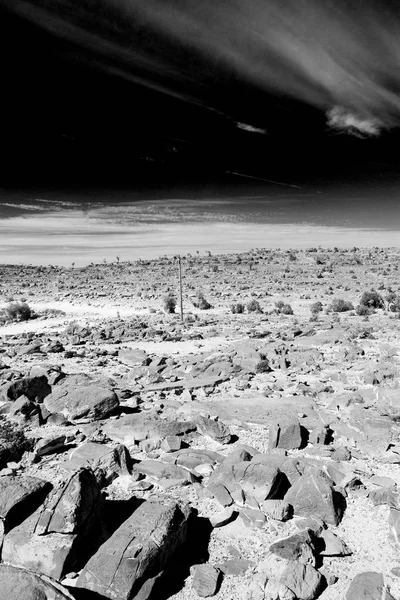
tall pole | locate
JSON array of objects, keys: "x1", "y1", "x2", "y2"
[{"x1": 178, "y1": 255, "x2": 184, "y2": 322}]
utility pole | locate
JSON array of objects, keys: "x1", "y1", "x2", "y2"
[{"x1": 178, "y1": 255, "x2": 184, "y2": 322}]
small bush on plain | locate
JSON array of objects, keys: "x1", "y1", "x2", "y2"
[
  {"x1": 355, "y1": 304, "x2": 373, "y2": 316},
  {"x1": 327, "y1": 298, "x2": 354, "y2": 313},
  {"x1": 231, "y1": 303, "x2": 245, "y2": 314},
  {"x1": 163, "y1": 294, "x2": 176, "y2": 313},
  {"x1": 359, "y1": 290, "x2": 384, "y2": 309},
  {"x1": 195, "y1": 290, "x2": 212, "y2": 310},
  {"x1": 275, "y1": 300, "x2": 294, "y2": 315},
  {"x1": 2, "y1": 301, "x2": 32, "y2": 322},
  {"x1": 310, "y1": 301, "x2": 323, "y2": 315},
  {"x1": 247, "y1": 299, "x2": 263, "y2": 313}
]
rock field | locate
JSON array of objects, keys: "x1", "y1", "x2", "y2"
[{"x1": 0, "y1": 246, "x2": 400, "y2": 599}]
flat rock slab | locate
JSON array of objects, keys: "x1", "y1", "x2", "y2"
[
  {"x1": 0, "y1": 564, "x2": 75, "y2": 600},
  {"x1": 134, "y1": 459, "x2": 197, "y2": 486},
  {"x1": 76, "y1": 497, "x2": 193, "y2": 600},
  {"x1": 143, "y1": 375, "x2": 227, "y2": 392},
  {"x1": 177, "y1": 393, "x2": 320, "y2": 428},
  {"x1": 102, "y1": 413, "x2": 196, "y2": 444}
]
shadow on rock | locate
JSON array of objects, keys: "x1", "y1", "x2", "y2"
[{"x1": 150, "y1": 515, "x2": 213, "y2": 600}]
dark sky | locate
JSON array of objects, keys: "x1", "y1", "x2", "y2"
[{"x1": 2, "y1": 0, "x2": 400, "y2": 186}]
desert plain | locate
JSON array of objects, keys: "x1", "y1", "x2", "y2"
[{"x1": 0, "y1": 246, "x2": 400, "y2": 599}]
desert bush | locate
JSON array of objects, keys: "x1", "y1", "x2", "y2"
[
  {"x1": 0, "y1": 417, "x2": 33, "y2": 468},
  {"x1": 359, "y1": 290, "x2": 384, "y2": 309},
  {"x1": 275, "y1": 300, "x2": 294, "y2": 315},
  {"x1": 327, "y1": 298, "x2": 354, "y2": 313},
  {"x1": 163, "y1": 294, "x2": 176, "y2": 313},
  {"x1": 355, "y1": 304, "x2": 373, "y2": 316},
  {"x1": 310, "y1": 301, "x2": 323, "y2": 315},
  {"x1": 247, "y1": 299, "x2": 263, "y2": 313},
  {"x1": 388, "y1": 294, "x2": 400, "y2": 312},
  {"x1": 195, "y1": 290, "x2": 212, "y2": 310},
  {"x1": 2, "y1": 301, "x2": 32, "y2": 322},
  {"x1": 231, "y1": 303, "x2": 245, "y2": 314}
]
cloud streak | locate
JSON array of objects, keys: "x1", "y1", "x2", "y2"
[{"x1": 5, "y1": 0, "x2": 400, "y2": 134}]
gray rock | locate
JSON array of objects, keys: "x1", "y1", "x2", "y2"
[
  {"x1": 0, "y1": 375, "x2": 51, "y2": 403},
  {"x1": 207, "y1": 483, "x2": 233, "y2": 507},
  {"x1": 64, "y1": 442, "x2": 131, "y2": 486},
  {"x1": 44, "y1": 373, "x2": 119, "y2": 422},
  {"x1": 134, "y1": 459, "x2": 198, "y2": 487},
  {"x1": 217, "y1": 558, "x2": 255, "y2": 576},
  {"x1": 192, "y1": 564, "x2": 222, "y2": 598},
  {"x1": 269, "y1": 530, "x2": 316, "y2": 565},
  {"x1": 210, "y1": 506, "x2": 237, "y2": 528},
  {"x1": 0, "y1": 474, "x2": 52, "y2": 530},
  {"x1": 35, "y1": 435, "x2": 67, "y2": 457},
  {"x1": 2, "y1": 468, "x2": 102, "y2": 579},
  {"x1": 195, "y1": 415, "x2": 232, "y2": 444},
  {"x1": 319, "y1": 530, "x2": 351, "y2": 556},
  {"x1": 279, "y1": 562, "x2": 324, "y2": 600},
  {"x1": 346, "y1": 572, "x2": 385, "y2": 600},
  {"x1": 284, "y1": 471, "x2": 344, "y2": 525},
  {"x1": 102, "y1": 413, "x2": 195, "y2": 444},
  {"x1": 0, "y1": 564, "x2": 75, "y2": 600},
  {"x1": 262, "y1": 499, "x2": 292, "y2": 521},
  {"x1": 269, "y1": 419, "x2": 303, "y2": 450},
  {"x1": 77, "y1": 497, "x2": 193, "y2": 600}
]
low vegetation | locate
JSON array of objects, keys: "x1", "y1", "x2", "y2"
[
  {"x1": 0, "y1": 301, "x2": 33, "y2": 324},
  {"x1": 327, "y1": 298, "x2": 354, "y2": 313}
]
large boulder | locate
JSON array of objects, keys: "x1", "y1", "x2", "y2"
[
  {"x1": 0, "y1": 475, "x2": 52, "y2": 531},
  {"x1": 44, "y1": 373, "x2": 119, "y2": 422},
  {"x1": 284, "y1": 471, "x2": 345, "y2": 526},
  {"x1": 2, "y1": 468, "x2": 102, "y2": 579},
  {"x1": 279, "y1": 562, "x2": 324, "y2": 600},
  {"x1": 209, "y1": 454, "x2": 288, "y2": 503},
  {"x1": 76, "y1": 497, "x2": 193, "y2": 600},
  {"x1": 64, "y1": 442, "x2": 132, "y2": 486},
  {"x1": 0, "y1": 564, "x2": 75, "y2": 600},
  {"x1": 345, "y1": 572, "x2": 386, "y2": 600},
  {"x1": 0, "y1": 375, "x2": 51, "y2": 403}
]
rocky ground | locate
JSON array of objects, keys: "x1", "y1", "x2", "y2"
[{"x1": 0, "y1": 246, "x2": 400, "y2": 600}]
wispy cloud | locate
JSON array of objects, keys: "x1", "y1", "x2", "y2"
[{"x1": 6, "y1": 0, "x2": 400, "y2": 134}]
